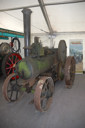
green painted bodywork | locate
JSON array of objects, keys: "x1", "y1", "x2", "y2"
[
  {"x1": 20, "y1": 87, "x2": 26, "y2": 91},
  {"x1": 16, "y1": 54, "x2": 56, "y2": 80},
  {"x1": 16, "y1": 38, "x2": 57, "y2": 80},
  {"x1": 17, "y1": 61, "x2": 31, "y2": 79},
  {"x1": 31, "y1": 89, "x2": 35, "y2": 94}
]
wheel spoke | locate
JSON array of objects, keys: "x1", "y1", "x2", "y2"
[
  {"x1": 10, "y1": 81, "x2": 15, "y2": 86},
  {"x1": 10, "y1": 90, "x2": 13, "y2": 100},
  {"x1": 16, "y1": 59, "x2": 20, "y2": 64},
  {"x1": 15, "y1": 76, "x2": 17, "y2": 84},
  {"x1": 6, "y1": 62, "x2": 11, "y2": 66},
  {"x1": 11, "y1": 55, "x2": 14, "y2": 63},
  {"x1": 6, "y1": 67, "x2": 13, "y2": 70},
  {"x1": 16, "y1": 91, "x2": 18, "y2": 100},
  {"x1": 41, "y1": 98, "x2": 48, "y2": 109},
  {"x1": 9, "y1": 57, "x2": 13, "y2": 64},
  {"x1": 15, "y1": 56, "x2": 17, "y2": 64},
  {"x1": 7, "y1": 90, "x2": 12, "y2": 92},
  {"x1": 12, "y1": 68, "x2": 15, "y2": 73},
  {"x1": 7, "y1": 68, "x2": 11, "y2": 75},
  {"x1": 41, "y1": 96, "x2": 46, "y2": 100},
  {"x1": 45, "y1": 80, "x2": 49, "y2": 86}
]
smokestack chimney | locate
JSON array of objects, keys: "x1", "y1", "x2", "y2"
[{"x1": 22, "y1": 8, "x2": 32, "y2": 57}]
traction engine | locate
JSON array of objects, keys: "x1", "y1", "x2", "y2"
[
  {"x1": 2, "y1": 37, "x2": 75, "y2": 112},
  {"x1": 2, "y1": 9, "x2": 75, "y2": 112},
  {"x1": 0, "y1": 37, "x2": 22, "y2": 77}
]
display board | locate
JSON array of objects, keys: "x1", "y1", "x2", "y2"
[{"x1": 69, "y1": 40, "x2": 83, "y2": 73}]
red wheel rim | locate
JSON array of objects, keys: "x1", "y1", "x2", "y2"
[{"x1": 5, "y1": 53, "x2": 22, "y2": 79}]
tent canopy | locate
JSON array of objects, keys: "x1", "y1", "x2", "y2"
[{"x1": 0, "y1": 0, "x2": 85, "y2": 34}]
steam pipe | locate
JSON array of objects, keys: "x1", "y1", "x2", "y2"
[{"x1": 22, "y1": 8, "x2": 32, "y2": 57}]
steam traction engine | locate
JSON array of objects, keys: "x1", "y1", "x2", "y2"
[
  {"x1": 2, "y1": 9, "x2": 75, "y2": 112},
  {"x1": 0, "y1": 37, "x2": 22, "y2": 77},
  {"x1": 2, "y1": 38, "x2": 75, "y2": 112}
]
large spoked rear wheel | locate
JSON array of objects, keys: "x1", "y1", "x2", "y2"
[
  {"x1": 2, "y1": 73, "x2": 25, "y2": 102},
  {"x1": 2, "y1": 53, "x2": 22, "y2": 79},
  {"x1": 65, "y1": 56, "x2": 76, "y2": 88},
  {"x1": 34, "y1": 77, "x2": 54, "y2": 112}
]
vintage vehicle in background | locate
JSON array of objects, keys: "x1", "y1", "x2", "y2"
[
  {"x1": 2, "y1": 9, "x2": 75, "y2": 112},
  {"x1": 0, "y1": 37, "x2": 22, "y2": 77}
]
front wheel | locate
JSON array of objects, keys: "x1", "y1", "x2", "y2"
[
  {"x1": 2, "y1": 73, "x2": 25, "y2": 102},
  {"x1": 34, "y1": 77, "x2": 54, "y2": 112}
]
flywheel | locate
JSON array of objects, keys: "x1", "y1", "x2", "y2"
[{"x1": 58, "y1": 40, "x2": 67, "y2": 66}]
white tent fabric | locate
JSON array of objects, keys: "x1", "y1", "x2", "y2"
[
  {"x1": 46, "y1": 2, "x2": 85, "y2": 32},
  {"x1": 0, "y1": 8, "x2": 49, "y2": 33},
  {"x1": 0, "y1": 0, "x2": 85, "y2": 34},
  {"x1": 0, "y1": 0, "x2": 39, "y2": 9}
]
